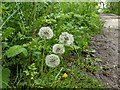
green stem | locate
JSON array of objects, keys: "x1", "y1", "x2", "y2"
[
  {"x1": 40, "y1": 41, "x2": 46, "y2": 75},
  {"x1": 32, "y1": 2, "x2": 37, "y2": 37},
  {"x1": 55, "y1": 67, "x2": 63, "y2": 80},
  {"x1": 75, "y1": 49, "x2": 81, "y2": 65},
  {"x1": 16, "y1": 69, "x2": 23, "y2": 86},
  {"x1": 60, "y1": 55, "x2": 64, "y2": 66},
  {"x1": 14, "y1": 64, "x2": 18, "y2": 84},
  {"x1": 33, "y1": 2, "x2": 37, "y2": 23},
  {"x1": 44, "y1": 63, "x2": 47, "y2": 73},
  {"x1": 2, "y1": 81, "x2": 11, "y2": 88}
]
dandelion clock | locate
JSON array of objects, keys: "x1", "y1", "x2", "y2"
[
  {"x1": 45, "y1": 54, "x2": 60, "y2": 67},
  {"x1": 38, "y1": 27, "x2": 53, "y2": 39},
  {"x1": 53, "y1": 44, "x2": 65, "y2": 54},
  {"x1": 59, "y1": 32, "x2": 74, "y2": 45}
]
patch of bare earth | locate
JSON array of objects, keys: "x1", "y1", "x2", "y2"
[{"x1": 89, "y1": 13, "x2": 120, "y2": 89}]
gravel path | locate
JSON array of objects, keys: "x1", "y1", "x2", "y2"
[{"x1": 89, "y1": 13, "x2": 120, "y2": 89}]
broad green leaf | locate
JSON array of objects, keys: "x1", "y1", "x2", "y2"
[
  {"x1": 0, "y1": 65, "x2": 2, "y2": 88},
  {"x1": 2, "y1": 68, "x2": 10, "y2": 88},
  {"x1": 5, "y1": 45, "x2": 28, "y2": 58},
  {"x1": 2, "y1": 27, "x2": 15, "y2": 40}
]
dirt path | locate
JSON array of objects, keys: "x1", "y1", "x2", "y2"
[{"x1": 89, "y1": 13, "x2": 119, "y2": 89}]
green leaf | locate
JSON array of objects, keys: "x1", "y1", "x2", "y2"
[
  {"x1": 65, "y1": 44, "x2": 80, "y2": 50},
  {"x1": 71, "y1": 45, "x2": 81, "y2": 50},
  {"x1": 0, "y1": 44, "x2": 2, "y2": 59},
  {"x1": 1, "y1": 68, "x2": 10, "y2": 88},
  {"x1": 0, "y1": 65, "x2": 2, "y2": 88},
  {"x1": 21, "y1": 48, "x2": 28, "y2": 57},
  {"x1": 5, "y1": 45, "x2": 28, "y2": 58},
  {"x1": 2, "y1": 27, "x2": 15, "y2": 40}
]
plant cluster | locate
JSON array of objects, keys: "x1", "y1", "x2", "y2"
[
  {"x1": 1, "y1": 2, "x2": 105, "y2": 88},
  {"x1": 38, "y1": 26, "x2": 74, "y2": 69},
  {"x1": 103, "y1": 2, "x2": 120, "y2": 15}
]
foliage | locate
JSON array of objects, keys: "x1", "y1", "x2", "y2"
[
  {"x1": 103, "y1": 2, "x2": 120, "y2": 15},
  {"x1": 5, "y1": 45, "x2": 28, "y2": 58},
  {"x1": 2, "y1": 2, "x2": 105, "y2": 88},
  {"x1": 1, "y1": 68, "x2": 11, "y2": 88}
]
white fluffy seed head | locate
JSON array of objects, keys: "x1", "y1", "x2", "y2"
[
  {"x1": 59, "y1": 32, "x2": 74, "y2": 45},
  {"x1": 45, "y1": 54, "x2": 60, "y2": 67},
  {"x1": 53, "y1": 44, "x2": 65, "y2": 54},
  {"x1": 38, "y1": 27, "x2": 53, "y2": 39}
]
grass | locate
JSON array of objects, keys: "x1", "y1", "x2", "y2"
[
  {"x1": 103, "y1": 2, "x2": 120, "y2": 15},
  {"x1": 1, "y1": 2, "x2": 106, "y2": 88}
]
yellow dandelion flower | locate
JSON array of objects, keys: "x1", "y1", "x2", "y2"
[{"x1": 62, "y1": 73, "x2": 68, "y2": 78}]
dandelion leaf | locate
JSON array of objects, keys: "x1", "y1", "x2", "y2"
[
  {"x1": 5, "y1": 45, "x2": 28, "y2": 58},
  {"x1": 1, "y1": 68, "x2": 10, "y2": 88}
]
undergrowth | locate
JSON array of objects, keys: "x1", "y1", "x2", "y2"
[{"x1": 1, "y1": 2, "x2": 106, "y2": 88}]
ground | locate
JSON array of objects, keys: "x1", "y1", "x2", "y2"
[{"x1": 89, "y1": 13, "x2": 120, "y2": 89}]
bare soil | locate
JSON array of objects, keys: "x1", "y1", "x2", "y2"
[{"x1": 89, "y1": 13, "x2": 120, "y2": 89}]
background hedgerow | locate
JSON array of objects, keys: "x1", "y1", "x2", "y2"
[
  {"x1": 1, "y1": 2, "x2": 105, "y2": 88},
  {"x1": 103, "y1": 2, "x2": 120, "y2": 15}
]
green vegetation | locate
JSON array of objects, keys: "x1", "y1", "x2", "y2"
[
  {"x1": 103, "y1": 2, "x2": 120, "y2": 15},
  {"x1": 1, "y1": 2, "x2": 106, "y2": 88}
]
